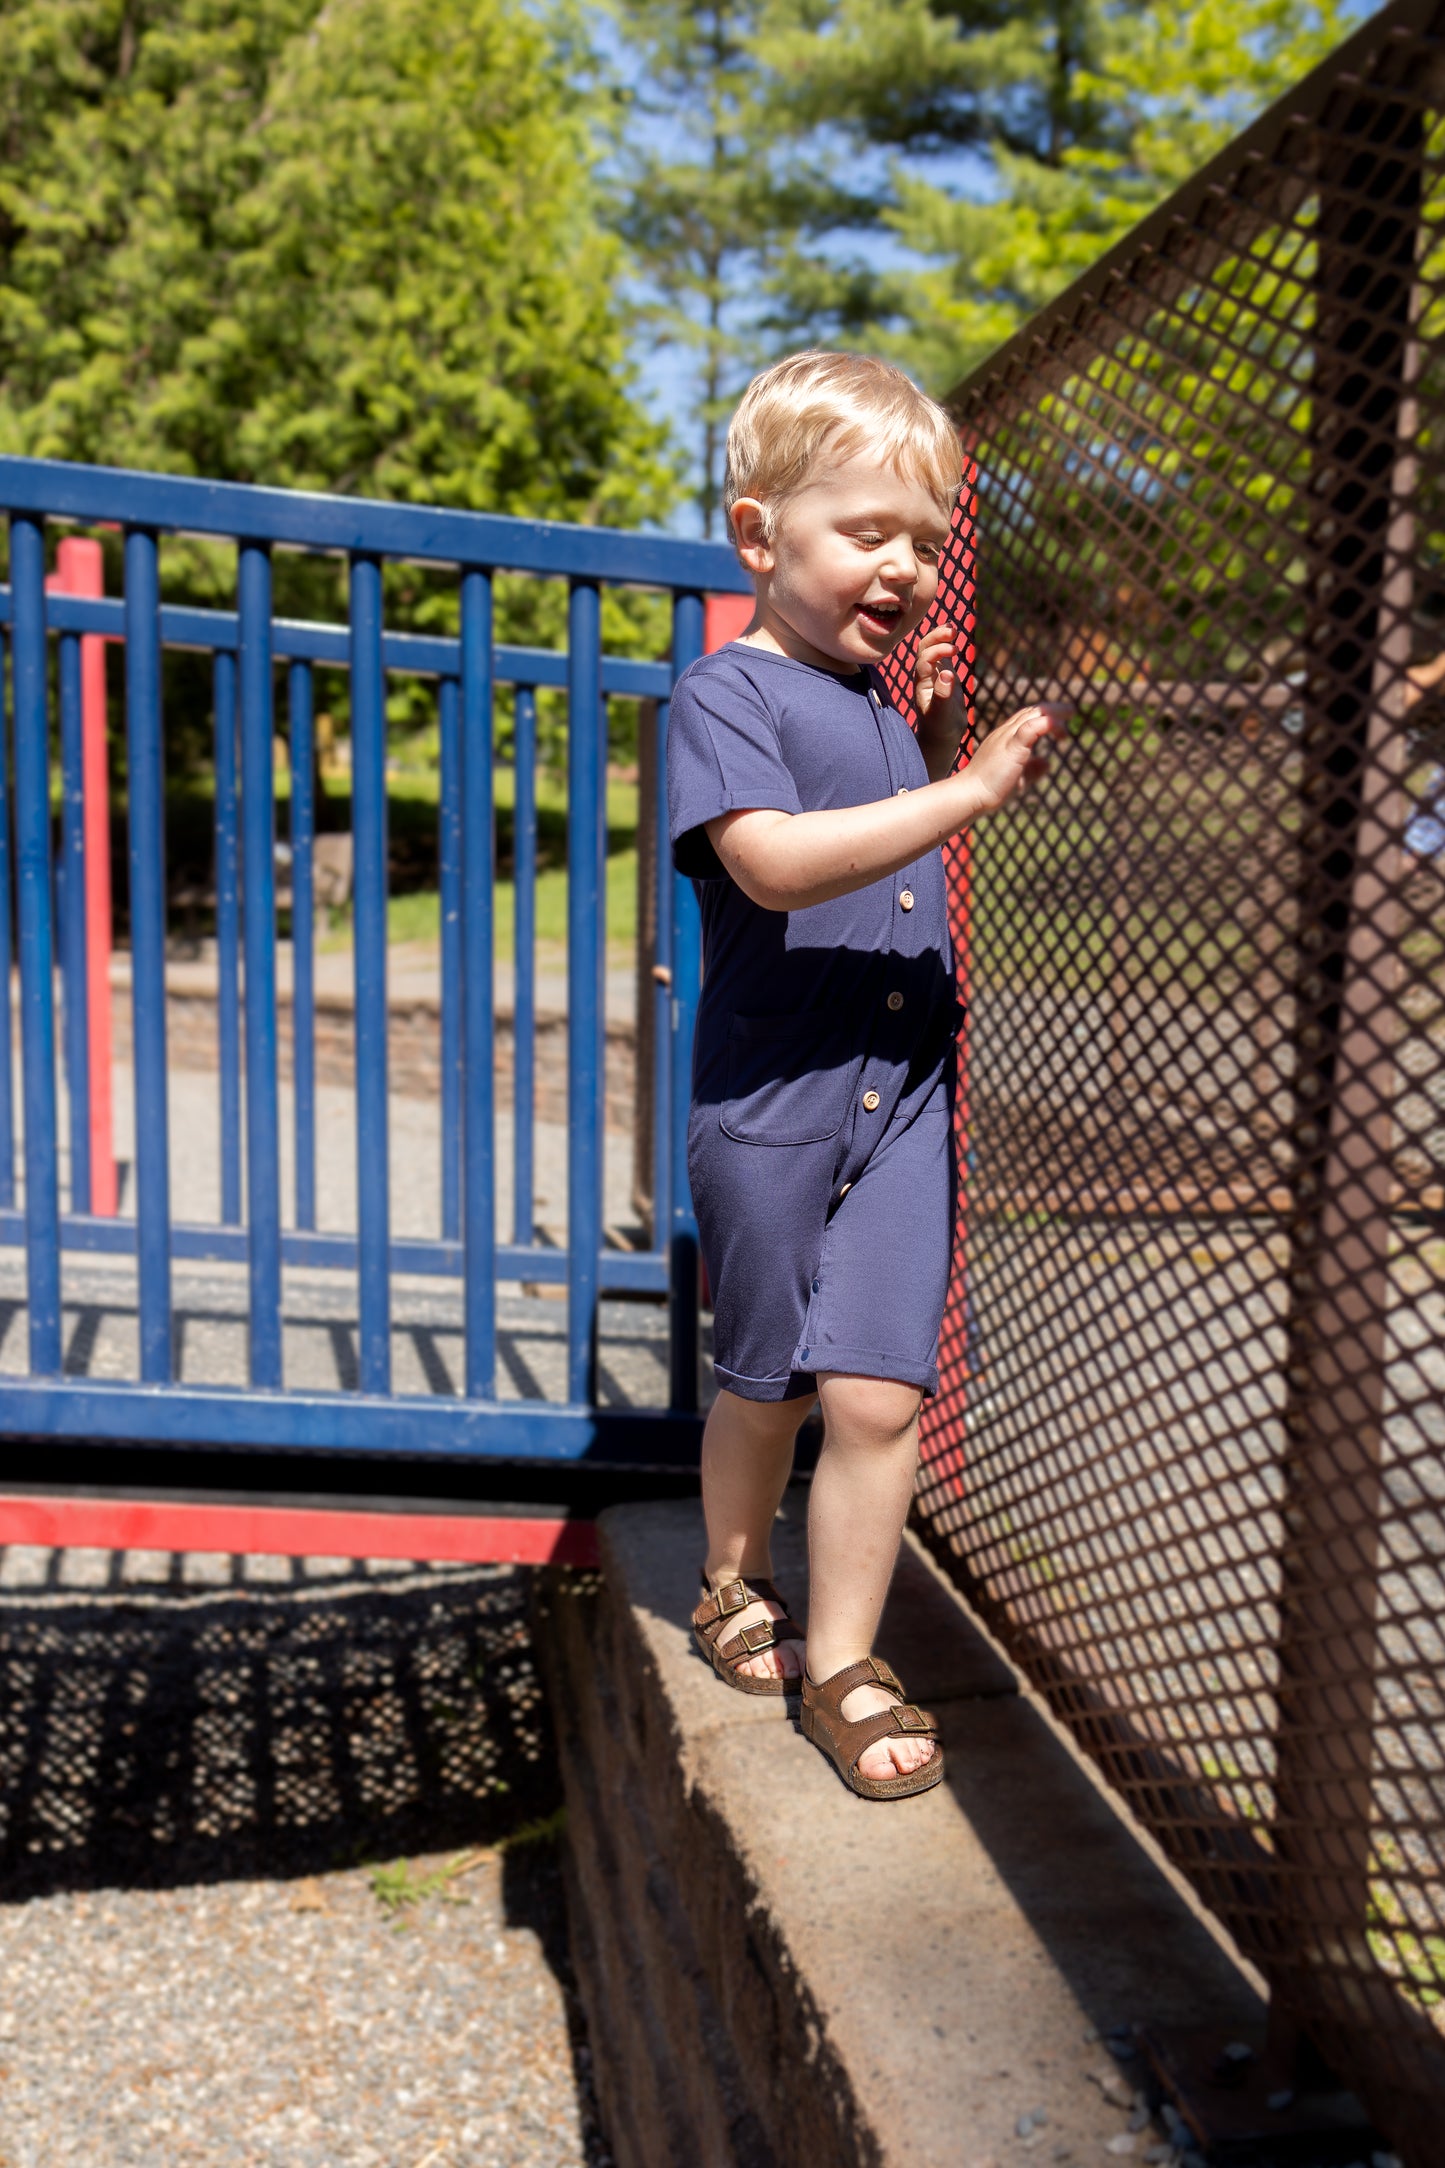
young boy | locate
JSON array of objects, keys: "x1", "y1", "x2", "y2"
[{"x1": 668, "y1": 350, "x2": 1063, "y2": 1800}]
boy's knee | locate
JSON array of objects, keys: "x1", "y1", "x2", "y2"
[
  {"x1": 715, "y1": 1386, "x2": 816, "y2": 1439},
  {"x1": 817, "y1": 1372, "x2": 921, "y2": 1444}
]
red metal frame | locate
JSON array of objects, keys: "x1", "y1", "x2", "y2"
[{"x1": 0, "y1": 1491, "x2": 598, "y2": 1567}]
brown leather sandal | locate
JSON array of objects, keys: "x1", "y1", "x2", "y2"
[
  {"x1": 800, "y1": 1655, "x2": 944, "y2": 1800},
  {"x1": 692, "y1": 1572, "x2": 806, "y2": 1697}
]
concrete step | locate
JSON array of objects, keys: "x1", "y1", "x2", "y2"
[{"x1": 535, "y1": 1491, "x2": 1267, "y2": 2168}]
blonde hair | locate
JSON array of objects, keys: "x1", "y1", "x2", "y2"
[{"x1": 723, "y1": 350, "x2": 960, "y2": 544}]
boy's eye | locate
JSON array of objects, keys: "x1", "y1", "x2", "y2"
[
  {"x1": 851, "y1": 531, "x2": 884, "y2": 549},
  {"x1": 915, "y1": 541, "x2": 942, "y2": 562}
]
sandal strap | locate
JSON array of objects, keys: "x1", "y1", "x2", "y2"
[
  {"x1": 718, "y1": 1615, "x2": 806, "y2": 1662},
  {"x1": 804, "y1": 1655, "x2": 906, "y2": 1714},
  {"x1": 693, "y1": 1577, "x2": 753, "y2": 1633},
  {"x1": 839, "y1": 1704, "x2": 939, "y2": 1779},
  {"x1": 692, "y1": 1574, "x2": 802, "y2": 1657}
]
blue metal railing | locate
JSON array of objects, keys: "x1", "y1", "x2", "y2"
[{"x1": 0, "y1": 456, "x2": 749, "y2": 1467}]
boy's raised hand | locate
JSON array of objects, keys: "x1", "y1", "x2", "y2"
[
  {"x1": 913, "y1": 619, "x2": 972, "y2": 782},
  {"x1": 967, "y1": 700, "x2": 1070, "y2": 812},
  {"x1": 914, "y1": 618, "x2": 967, "y2": 728}
]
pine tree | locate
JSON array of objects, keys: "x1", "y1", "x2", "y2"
[{"x1": 766, "y1": 0, "x2": 1361, "y2": 391}]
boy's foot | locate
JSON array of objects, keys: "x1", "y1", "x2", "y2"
[
  {"x1": 727, "y1": 1589, "x2": 806, "y2": 1684},
  {"x1": 697, "y1": 1571, "x2": 806, "y2": 1686},
  {"x1": 799, "y1": 1655, "x2": 942, "y2": 1796},
  {"x1": 838, "y1": 1679, "x2": 937, "y2": 1782}
]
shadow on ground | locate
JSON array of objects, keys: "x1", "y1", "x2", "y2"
[{"x1": 0, "y1": 1558, "x2": 577, "y2": 1898}]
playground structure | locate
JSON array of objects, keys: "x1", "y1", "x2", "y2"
[
  {"x1": 4, "y1": 1, "x2": 1445, "y2": 2154},
  {"x1": 0, "y1": 462, "x2": 753, "y2": 1535}
]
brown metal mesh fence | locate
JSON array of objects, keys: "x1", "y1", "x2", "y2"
[{"x1": 896, "y1": 2, "x2": 1445, "y2": 2155}]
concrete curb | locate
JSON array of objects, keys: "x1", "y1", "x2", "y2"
[{"x1": 535, "y1": 1492, "x2": 1265, "y2": 2168}]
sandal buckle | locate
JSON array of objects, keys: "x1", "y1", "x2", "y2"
[
  {"x1": 737, "y1": 1621, "x2": 776, "y2": 1653},
  {"x1": 717, "y1": 1579, "x2": 750, "y2": 1615},
  {"x1": 892, "y1": 1705, "x2": 931, "y2": 1734}
]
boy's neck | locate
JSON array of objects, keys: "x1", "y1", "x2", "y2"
[{"x1": 734, "y1": 604, "x2": 865, "y2": 679}]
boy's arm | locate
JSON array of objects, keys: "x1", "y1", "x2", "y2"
[{"x1": 706, "y1": 701, "x2": 1065, "y2": 914}]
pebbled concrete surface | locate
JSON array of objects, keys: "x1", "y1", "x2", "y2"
[{"x1": 0, "y1": 1552, "x2": 609, "y2": 2168}]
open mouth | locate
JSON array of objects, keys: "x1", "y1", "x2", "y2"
[{"x1": 854, "y1": 599, "x2": 905, "y2": 638}]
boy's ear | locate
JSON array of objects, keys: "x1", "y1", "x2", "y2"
[{"x1": 729, "y1": 497, "x2": 774, "y2": 574}]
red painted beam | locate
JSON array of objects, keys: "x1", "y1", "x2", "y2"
[{"x1": 0, "y1": 1493, "x2": 599, "y2": 1568}]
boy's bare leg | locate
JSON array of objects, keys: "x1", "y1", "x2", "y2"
[
  {"x1": 702, "y1": 1387, "x2": 816, "y2": 1682},
  {"x1": 806, "y1": 1373, "x2": 935, "y2": 1782}
]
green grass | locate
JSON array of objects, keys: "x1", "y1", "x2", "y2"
[
  {"x1": 316, "y1": 771, "x2": 640, "y2": 955},
  {"x1": 324, "y1": 847, "x2": 639, "y2": 954}
]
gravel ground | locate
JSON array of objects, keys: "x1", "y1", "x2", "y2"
[{"x1": 0, "y1": 1552, "x2": 610, "y2": 2168}]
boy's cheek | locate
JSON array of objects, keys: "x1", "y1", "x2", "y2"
[{"x1": 903, "y1": 583, "x2": 939, "y2": 639}]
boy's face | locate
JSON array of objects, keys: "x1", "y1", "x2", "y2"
[{"x1": 733, "y1": 449, "x2": 953, "y2": 675}]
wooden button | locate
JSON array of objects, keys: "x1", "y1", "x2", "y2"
[
  {"x1": 899, "y1": 889, "x2": 915, "y2": 911},
  {"x1": 838, "y1": 1182, "x2": 852, "y2": 1197},
  {"x1": 886, "y1": 991, "x2": 903, "y2": 1011},
  {"x1": 862, "y1": 1089, "x2": 881, "y2": 1112},
  {"x1": 896, "y1": 785, "x2": 910, "y2": 796}
]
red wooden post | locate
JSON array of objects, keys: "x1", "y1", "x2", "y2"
[{"x1": 53, "y1": 536, "x2": 117, "y2": 1215}]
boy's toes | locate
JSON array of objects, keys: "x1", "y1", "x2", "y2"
[
  {"x1": 736, "y1": 1639, "x2": 803, "y2": 1682},
  {"x1": 856, "y1": 1733, "x2": 936, "y2": 1783}
]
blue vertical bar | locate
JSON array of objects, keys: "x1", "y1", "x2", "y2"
[
  {"x1": 9, "y1": 518, "x2": 62, "y2": 1373},
  {"x1": 511, "y1": 685, "x2": 537, "y2": 1249},
  {"x1": 0, "y1": 633, "x2": 14, "y2": 1211},
  {"x1": 668, "y1": 591, "x2": 705, "y2": 1413},
  {"x1": 289, "y1": 661, "x2": 317, "y2": 1232},
  {"x1": 438, "y1": 675, "x2": 462, "y2": 1244},
  {"x1": 566, "y1": 581, "x2": 603, "y2": 1407},
  {"x1": 650, "y1": 694, "x2": 673, "y2": 1256},
  {"x1": 213, "y1": 650, "x2": 242, "y2": 1227},
  {"x1": 238, "y1": 543, "x2": 282, "y2": 1387},
  {"x1": 58, "y1": 630, "x2": 91, "y2": 1213},
  {"x1": 124, "y1": 528, "x2": 172, "y2": 1380},
  {"x1": 460, "y1": 570, "x2": 496, "y2": 1397},
  {"x1": 349, "y1": 553, "x2": 390, "y2": 1393}
]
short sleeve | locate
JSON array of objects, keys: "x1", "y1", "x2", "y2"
[{"x1": 667, "y1": 659, "x2": 803, "y2": 878}]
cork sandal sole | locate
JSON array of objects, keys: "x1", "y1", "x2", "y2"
[
  {"x1": 692, "y1": 1574, "x2": 805, "y2": 1697},
  {"x1": 800, "y1": 1655, "x2": 944, "y2": 1800}
]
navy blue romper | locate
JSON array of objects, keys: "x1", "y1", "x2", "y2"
[{"x1": 668, "y1": 644, "x2": 960, "y2": 1403}]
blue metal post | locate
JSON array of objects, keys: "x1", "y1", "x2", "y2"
[
  {"x1": 460, "y1": 570, "x2": 496, "y2": 1397},
  {"x1": 9, "y1": 518, "x2": 62, "y2": 1372},
  {"x1": 0, "y1": 632, "x2": 15, "y2": 1211},
  {"x1": 438, "y1": 675, "x2": 462, "y2": 1244},
  {"x1": 58, "y1": 629, "x2": 91, "y2": 1213},
  {"x1": 668, "y1": 592, "x2": 704, "y2": 1413},
  {"x1": 566, "y1": 581, "x2": 603, "y2": 1407},
  {"x1": 349, "y1": 553, "x2": 390, "y2": 1393},
  {"x1": 650, "y1": 694, "x2": 673, "y2": 1255},
  {"x1": 238, "y1": 543, "x2": 282, "y2": 1387},
  {"x1": 511, "y1": 685, "x2": 537, "y2": 1249},
  {"x1": 124, "y1": 528, "x2": 172, "y2": 1381},
  {"x1": 288, "y1": 660, "x2": 317, "y2": 1232},
  {"x1": 213, "y1": 650, "x2": 242, "y2": 1226}
]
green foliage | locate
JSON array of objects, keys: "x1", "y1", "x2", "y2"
[
  {"x1": 0, "y1": 0, "x2": 679, "y2": 775},
  {"x1": 605, "y1": 0, "x2": 874, "y2": 533},
  {"x1": 0, "y1": 0, "x2": 676, "y2": 542},
  {"x1": 608, "y1": 0, "x2": 1364, "y2": 520},
  {"x1": 869, "y1": 0, "x2": 1361, "y2": 392}
]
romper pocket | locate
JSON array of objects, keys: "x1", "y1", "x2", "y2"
[{"x1": 720, "y1": 1011, "x2": 864, "y2": 1146}]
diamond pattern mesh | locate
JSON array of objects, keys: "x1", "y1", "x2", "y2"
[{"x1": 897, "y1": 9, "x2": 1445, "y2": 2154}]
